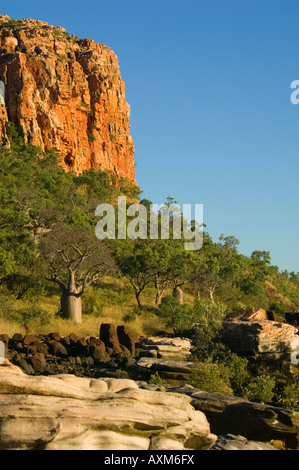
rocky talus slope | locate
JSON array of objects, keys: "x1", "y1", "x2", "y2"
[{"x1": 0, "y1": 15, "x2": 135, "y2": 182}]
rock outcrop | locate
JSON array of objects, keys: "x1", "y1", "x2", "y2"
[
  {"x1": 0, "y1": 329, "x2": 195, "y2": 385},
  {"x1": 166, "y1": 384, "x2": 299, "y2": 450},
  {"x1": 0, "y1": 15, "x2": 135, "y2": 182},
  {"x1": 0, "y1": 360, "x2": 217, "y2": 450},
  {"x1": 140, "y1": 336, "x2": 192, "y2": 359},
  {"x1": 0, "y1": 326, "x2": 139, "y2": 377}
]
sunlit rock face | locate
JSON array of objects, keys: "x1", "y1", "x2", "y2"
[{"x1": 0, "y1": 15, "x2": 136, "y2": 182}]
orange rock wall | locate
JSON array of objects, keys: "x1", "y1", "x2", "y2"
[{"x1": 0, "y1": 15, "x2": 136, "y2": 183}]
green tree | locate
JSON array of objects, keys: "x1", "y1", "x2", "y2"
[
  {"x1": 191, "y1": 300, "x2": 228, "y2": 361},
  {"x1": 113, "y1": 239, "x2": 155, "y2": 309},
  {"x1": 189, "y1": 361, "x2": 233, "y2": 395},
  {"x1": 245, "y1": 375, "x2": 276, "y2": 403},
  {"x1": 40, "y1": 222, "x2": 116, "y2": 323}
]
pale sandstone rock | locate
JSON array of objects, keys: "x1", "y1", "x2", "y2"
[
  {"x1": 46, "y1": 431, "x2": 150, "y2": 451},
  {"x1": 150, "y1": 437, "x2": 185, "y2": 450},
  {"x1": 0, "y1": 361, "x2": 216, "y2": 450},
  {"x1": 239, "y1": 308, "x2": 269, "y2": 321},
  {"x1": 143, "y1": 336, "x2": 192, "y2": 350},
  {"x1": 222, "y1": 320, "x2": 299, "y2": 355}
]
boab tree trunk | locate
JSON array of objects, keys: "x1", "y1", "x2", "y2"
[
  {"x1": 172, "y1": 285, "x2": 183, "y2": 304},
  {"x1": 60, "y1": 291, "x2": 82, "y2": 323},
  {"x1": 41, "y1": 222, "x2": 117, "y2": 324}
]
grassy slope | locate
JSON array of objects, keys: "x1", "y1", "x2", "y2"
[
  {"x1": 0, "y1": 276, "x2": 169, "y2": 337},
  {"x1": 0, "y1": 272, "x2": 298, "y2": 338}
]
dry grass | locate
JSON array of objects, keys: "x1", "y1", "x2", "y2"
[
  {"x1": 0, "y1": 276, "x2": 174, "y2": 338},
  {"x1": 0, "y1": 311, "x2": 168, "y2": 339}
]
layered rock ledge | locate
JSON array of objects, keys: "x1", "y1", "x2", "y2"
[
  {"x1": 222, "y1": 320, "x2": 299, "y2": 357},
  {"x1": 0, "y1": 360, "x2": 216, "y2": 450}
]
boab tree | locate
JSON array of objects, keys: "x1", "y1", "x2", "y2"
[{"x1": 40, "y1": 223, "x2": 116, "y2": 323}]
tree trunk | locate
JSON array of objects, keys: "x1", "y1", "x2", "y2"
[
  {"x1": 156, "y1": 290, "x2": 165, "y2": 305},
  {"x1": 61, "y1": 292, "x2": 82, "y2": 323},
  {"x1": 135, "y1": 291, "x2": 142, "y2": 310},
  {"x1": 173, "y1": 286, "x2": 183, "y2": 304},
  {"x1": 209, "y1": 288, "x2": 215, "y2": 304}
]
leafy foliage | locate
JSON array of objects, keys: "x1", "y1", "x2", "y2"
[
  {"x1": 1, "y1": 130, "x2": 299, "y2": 404},
  {"x1": 189, "y1": 361, "x2": 233, "y2": 395}
]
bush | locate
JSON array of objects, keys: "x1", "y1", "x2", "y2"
[
  {"x1": 158, "y1": 296, "x2": 193, "y2": 333},
  {"x1": 82, "y1": 289, "x2": 103, "y2": 317},
  {"x1": 269, "y1": 302, "x2": 286, "y2": 318},
  {"x1": 278, "y1": 382, "x2": 299, "y2": 410},
  {"x1": 123, "y1": 306, "x2": 141, "y2": 323},
  {"x1": 191, "y1": 300, "x2": 228, "y2": 361},
  {"x1": 149, "y1": 372, "x2": 165, "y2": 385},
  {"x1": 222, "y1": 352, "x2": 250, "y2": 395},
  {"x1": 0, "y1": 300, "x2": 52, "y2": 327},
  {"x1": 189, "y1": 361, "x2": 233, "y2": 395},
  {"x1": 245, "y1": 375, "x2": 276, "y2": 403}
]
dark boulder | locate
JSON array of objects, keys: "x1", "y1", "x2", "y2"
[
  {"x1": 23, "y1": 334, "x2": 38, "y2": 346},
  {"x1": 33, "y1": 341, "x2": 49, "y2": 355},
  {"x1": 14, "y1": 357, "x2": 34, "y2": 375},
  {"x1": 48, "y1": 340, "x2": 68, "y2": 357},
  {"x1": 11, "y1": 333, "x2": 23, "y2": 343},
  {"x1": 0, "y1": 334, "x2": 10, "y2": 346},
  {"x1": 87, "y1": 343, "x2": 110, "y2": 362},
  {"x1": 48, "y1": 332, "x2": 62, "y2": 342},
  {"x1": 29, "y1": 353, "x2": 47, "y2": 373},
  {"x1": 285, "y1": 312, "x2": 299, "y2": 326},
  {"x1": 117, "y1": 325, "x2": 138, "y2": 357},
  {"x1": 100, "y1": 324, "x2": 122, "y2": 354}
]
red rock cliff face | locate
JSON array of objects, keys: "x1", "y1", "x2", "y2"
[{"x1": 0, "y1": 15, "x2": 136, "y2": 183}]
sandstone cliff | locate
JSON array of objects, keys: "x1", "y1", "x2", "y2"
[{"x1": 0, "y1": 15, "x2": 136, "y2": 182}]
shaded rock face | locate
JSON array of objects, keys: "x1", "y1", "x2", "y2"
[
  {"x1": 0, "y1": 15, "x2": 135, "y2": 182},
  {"x1": 286, "y1": 313, "x2": 299, "y2": 327},
  {"x1": 222, "y1": 320, "x2": 299, "y2": 357},
  {"x1": 210, "y1": 434, "x2": 277, "y2": 451},
  {"x1": 0, "y1": 360, "x2": 217, "y2": 450},
  {"x1": 168, "y1": 385, "x2": 299, "y2": 450}
]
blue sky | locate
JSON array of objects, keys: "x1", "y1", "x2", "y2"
[{"x1": 2, "y1": 0, "x2": 299, "y2": 272}]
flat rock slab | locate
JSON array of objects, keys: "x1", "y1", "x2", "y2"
[
  {"x1": 136, "y1": 358, "x2": 194, "y2": 373},
  {"x1": 210, "y1": 434, "x2": 277, "y2": 451},
  {"x1": 142, "y1": 337, "x2": 191, "y2": 350}
]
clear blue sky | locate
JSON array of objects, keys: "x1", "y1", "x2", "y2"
[{"x1": 2, "y1": 0, "x2": 299, "y2": 272}]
